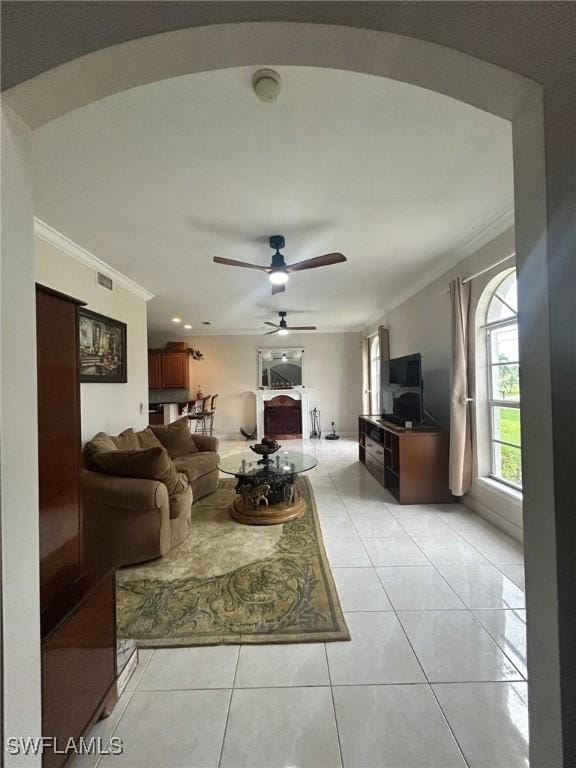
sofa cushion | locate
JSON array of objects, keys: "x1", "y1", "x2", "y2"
[
  {"x1": 135, "y1": 427, "x2": 163, "y2": 450},
  {"x1": 173, "y1": 452, "x2": 218, "y2": 484},
  {"x1": 93, "y1": 446, "x2": 188, "y2": 497},
  {"x1": 150, "y1": 417, "x2": 199, "y2": 459}
]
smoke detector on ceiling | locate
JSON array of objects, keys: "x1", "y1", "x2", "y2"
[{"x1": 252, "y1": 69, "x2": 282, "y2": 102}]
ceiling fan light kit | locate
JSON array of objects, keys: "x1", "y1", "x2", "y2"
[{"x1": 269, "y1": 270, "x2": 289, "y2": 286}]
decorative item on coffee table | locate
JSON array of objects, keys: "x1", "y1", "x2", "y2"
[{"x1": 249, "y1": 436, "x2": 281, "y2": 465}]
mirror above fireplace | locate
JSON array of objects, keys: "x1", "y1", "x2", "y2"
[{"x1": 258, "y1": 348, "x2": 305, "y2": 389}]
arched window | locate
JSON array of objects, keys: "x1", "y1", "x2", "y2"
[
  {"x1": 484, "y1": 271, "x2": 522, "y2": 489},
  {"x1": 370, "y1": 335, "x2": 381, "y2": 414}
]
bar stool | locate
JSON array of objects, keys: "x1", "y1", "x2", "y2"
[
  {"x1": 187, "y1": 395, "x2": 210, "y2": 433},
  {"x1": 206, "y1": 394, "x2": 218, "y2": 436}
]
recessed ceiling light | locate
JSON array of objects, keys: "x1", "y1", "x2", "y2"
[
  {"x1": 184, "y1": 324, "x2": 192, "y2": 330},
  {"x1": 172, "y1": 317, "x2": 181, "y2": 323}
]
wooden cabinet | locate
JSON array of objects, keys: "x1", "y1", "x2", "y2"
[
  {"x1": 162, "y1": 350, "x2": 189, "y2": 388},
  {"x1": 148, "y1": 350, "x2": 163, "y2": 388},
  {"x1": 148, "y1": 349, "x2": 189, "y2": 389},
  {"x1": 359, "y1": 415, "x2": 453, "y2": 504},
  {"x1": 36, "y1": 285, "x2": 117, "y2": 767},
  {"x1": 36, "y1": 285, "x2": 84, "y2": 604},
  {"x1": 41, "y1": 572, "x2": 117, "y2": 768}
]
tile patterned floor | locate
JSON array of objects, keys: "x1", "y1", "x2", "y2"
[{"x1": 74, "y1": 438, "x2": 529, "y2": 768}]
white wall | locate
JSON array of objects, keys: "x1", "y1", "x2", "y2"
[
  {"x1": 34, "y1": 235, "x2": 149, "y2": 442},
  {"x1": 363, "y1": 227, "x2": 524, "y2": 539},
  {"x1": 1, "y1": 105, "x2": 42, "y2": 766},
  {"x1": 148, "y1": 331, "x2": 362, "y2": 437}
]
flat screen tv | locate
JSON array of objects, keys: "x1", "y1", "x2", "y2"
[{"x1": 383, "y1": 353, "x2": 424, "y2": 425}]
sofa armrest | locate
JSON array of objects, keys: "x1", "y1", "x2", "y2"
[
  {"x1": 81, "y1": 469, "x2": 172, "y2": 570},
  {"x1": 191, "y1": 434, "x2": 219, "y2": 453},
  {"x1": 81, "y1": 469, "x2": 169, "y2": 511}
]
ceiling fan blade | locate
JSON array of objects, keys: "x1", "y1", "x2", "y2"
[
  {"x1": 271, "y1": 283, "x2": 286, "y2": 295},
  {"x1": 286, "y1": 253, "x2": 346, "y2": 272},
  {"x1": 264, "y1": 321, "x2": 279, "y2": 328},
  {"x1": 213, "y1": 256, "x2": 270, "y2": 272},
  {"x1": 264, "y1": 328, "x2": 279, "y2": 335},
  {"x1": 286, "y1": 326, "x2": 317, "y2": 331}
]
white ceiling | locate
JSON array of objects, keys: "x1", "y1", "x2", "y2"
[{"x1": 31, "y1": 66, "x2": 513, "y2": 334}]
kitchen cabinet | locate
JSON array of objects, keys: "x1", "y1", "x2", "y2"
[
  {"x1": 148, "y1": 350, "x2": 163, "y2": 388},
  {"x1": 148, "y1": 349, "x2": 189, "y2": 389}
]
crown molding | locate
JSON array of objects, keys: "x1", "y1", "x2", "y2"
[
  {"x1": 362, "y1": 205, "x2": 515, "y2": 331},
  {"x1": 34, "y1": 218, "x2": 154, "y2": 302},
  {"x1": 445, "y1": 205, "x2": 515, "y2": 265}
]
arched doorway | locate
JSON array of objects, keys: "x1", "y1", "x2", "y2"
[{"x1": 1, "y1": 21, "x2": 559, "y2": 765}]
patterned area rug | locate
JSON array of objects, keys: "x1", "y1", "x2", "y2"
[{"x1": 116, "y1": 477, "x2": 350, "y2": 646}]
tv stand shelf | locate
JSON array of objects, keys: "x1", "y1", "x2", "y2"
[{"x1": 359, "y1": 415, "x2": 453, "y2": 504}]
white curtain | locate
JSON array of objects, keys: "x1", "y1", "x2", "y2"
[
  {"x1": 449, "y1": 278, "x2": 473, "y2": 495},
  {"x1": 361, "y1": 337, "x2": 370, "y2": 413},
  {"x1": 378, "y1": 326, "x2": 390, "y2": 415}
]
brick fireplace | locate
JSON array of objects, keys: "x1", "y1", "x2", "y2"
[{"x1": 264, "y1": 395, "x2": 302, "y2": 439}]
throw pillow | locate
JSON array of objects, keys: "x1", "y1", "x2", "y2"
[
  {"x1": 93, "y1": 446, "x2": 188, "y2": 496},
  {"x1": 83, "y1": 432, "x2": 117, "y2": 469},
  {"x1": 136, "y1": 427, "x2": 163, "y2": 450},
  {"x1": 149, "y1": 416, "x2": 199, "y2": 459},
  {"x1": 111, "y1": 428, "x2": 140, "y2": 451}
]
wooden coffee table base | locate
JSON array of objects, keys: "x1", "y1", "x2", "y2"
[{"x1": 230, "y1": 495, "x2": 306, "y2": 525}]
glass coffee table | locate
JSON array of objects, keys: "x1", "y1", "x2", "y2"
[{"x1": 218, "y1": 450, "x2": 318, "y2": 525}]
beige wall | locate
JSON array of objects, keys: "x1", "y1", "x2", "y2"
[
  {"x1": 34, "y1": 235, "x2": 149, "y2": 442},
  {"x1": 387, "y1": 227, "x2": 515, "y2": 429},
  {"x1": 148, "y1": 331, "x2": 362, "y2": 437}
]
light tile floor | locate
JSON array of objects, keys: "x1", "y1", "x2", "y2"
[{"x1": 74, "y1": 437, "x2": 529, "y2": 768}]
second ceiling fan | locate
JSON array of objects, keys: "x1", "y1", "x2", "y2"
[
  {"x1": 214, "y1": 235, "x2": 346, "y2": 294},
  {"x1": 264, "y1": 311, "x2": 316, "y2": 335}
]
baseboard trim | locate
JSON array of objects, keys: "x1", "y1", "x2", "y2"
[
  {"x1": 216, "y1": 432, "x2": 357, "y2": 441},
  {"x1": 463, "y1": 493, "x2": 524, "y2": 543}
]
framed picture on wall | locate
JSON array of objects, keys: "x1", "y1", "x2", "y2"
[{"x1": 78, "y1": 308, "x2": 127, "y2": 383}]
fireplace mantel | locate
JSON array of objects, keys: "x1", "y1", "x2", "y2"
[{"x1": 253, "y1": 389, "x2": 312, "y2": 440}]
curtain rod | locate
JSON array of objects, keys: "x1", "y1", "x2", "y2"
[
  {"x1": 462, "y1": 253, "x2": 516, "y2": 284},
  {"x1": 441, "y1": 253, "x2": 516, "y2": 295}
]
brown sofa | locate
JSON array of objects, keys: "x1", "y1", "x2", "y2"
[{"x1": 81, "y1": 420, "x2": 219, "y2": 571}]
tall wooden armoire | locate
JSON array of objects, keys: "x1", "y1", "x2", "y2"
[{"x1": 36, "y1": 285, "x2": 117, "y2": 768}]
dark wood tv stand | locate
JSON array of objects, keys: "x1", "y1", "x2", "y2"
[{"x1": 359, "y1": 415, "x2": 453, "y2": 504}]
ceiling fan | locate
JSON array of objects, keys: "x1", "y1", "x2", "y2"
[
  {"x1": 264, "y1": 311, "x2": 316, "y2": 336},
  {"x1": 213, "y1": 235, "x2": 346, "y2": 294}
]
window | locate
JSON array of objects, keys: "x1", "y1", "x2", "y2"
[
  {"x1": 370, "y1": 335, "x2": 381, "y2": 413},
  {"x1": 485, "y1": 271, "x2": 522, "y2": 489}
]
